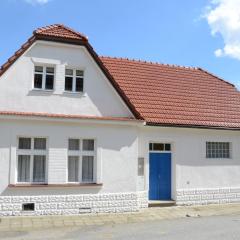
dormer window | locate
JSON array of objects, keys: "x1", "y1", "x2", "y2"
[
  {"x1": 34, "y1": 66, "x2": 54, "y2": 90},
  {"x1": 65, "y1": 69, "x2": 84, "y2": 92}
]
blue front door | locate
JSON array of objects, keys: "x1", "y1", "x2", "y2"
[{"x1": 149, "y1": 152, "x2": 171, "y2": 200}]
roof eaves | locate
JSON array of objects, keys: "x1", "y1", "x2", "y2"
[{"x1": 146, "y1": 121, "x2": 240, "y2": 131}]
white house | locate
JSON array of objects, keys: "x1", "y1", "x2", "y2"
[{"x1": 0, "y1": 24, "x2": 240, "y2": 216}]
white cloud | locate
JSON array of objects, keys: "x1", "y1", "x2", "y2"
[
  {"x1": 205, "y1": 0, "x2": 240, "y2": 60},
  {"x1": 24, "y1": 0, "x2": 50, "y2": 5}
]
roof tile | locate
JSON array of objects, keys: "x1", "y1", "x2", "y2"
[{"x1": 100, "y1": 56, "x2": 240, "y2": 129}]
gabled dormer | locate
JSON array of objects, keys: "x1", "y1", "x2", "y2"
[{"x1": 0, "y1": 24, "x2": 140, "y2": 119}]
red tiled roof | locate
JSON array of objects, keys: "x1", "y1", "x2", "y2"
[
  {"x1": 0, "y1": 24, "x2": 141, "y2": 119},
  {"x1": 1, "y1": 24, "x2": 240, "y2": 129},
  {"x1": 34, "y1": 24, "x2": 88, "y2": 41},
  {"x1": 100, "y1": 57, "x2": 240, "y2": 129}
]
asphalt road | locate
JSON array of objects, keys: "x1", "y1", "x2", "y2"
[{"x1": 1, "y1": 214, "x2": 240, "y2": 240}]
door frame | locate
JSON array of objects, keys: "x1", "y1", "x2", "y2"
[{"x1": 146, "y1": 140, "x2": 176, "y2": 201}]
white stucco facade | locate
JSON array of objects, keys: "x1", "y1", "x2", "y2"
[
  {"x1": 0, "y1": 41, "x2": 132, "y2": 118},
  {"x1": 0, "y1": 38, "x2": 240, "y2": 216}
]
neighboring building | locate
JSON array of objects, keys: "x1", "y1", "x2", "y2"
[{"x1": 0, "y1": 24, "x2": 240, "y2": 216}]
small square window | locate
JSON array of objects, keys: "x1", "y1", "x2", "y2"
[
  {"x1": 34, "y1": 66, "x2": 43, "y2": 73},
  {"x1": 153, "y1": 143, "x2": 164, "y2": 151},
  {"x1": 19, "y1": 138, "x2": 31, "y2": 149},
  {"x1": 46, "y1": 67, "x2": 54, "y2": 74},
  {"x1": 65, "y1": 69, "x2": 74, "y2": 76},
  {"x1": 68, "y1": 139, "x2": 80, "y2": 151},
  {"x1": 65, "y1": 68, "x2": 84, "y2": 92},
  {"x1": 34, "y1": 66, "x2": 54, "y2": 90},
  {"x1": 82, "y1": 139, "x2": 94, "y2": 151},
  {"x1": 34, "y1": 138, "x2": 46, "y2": 150},
  {"x1": 206, "y1": 142, "x2": 231, "y2": 159},
  {"x1": 76, "y1": 70, "x2": 84, "y2": 76},
  {"x1": 165, "y1": 144, "x2": 171, "y2": 151}
]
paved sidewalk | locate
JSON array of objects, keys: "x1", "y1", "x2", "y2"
[{"x1": 1, "y1": 203, "x2": 240, "y2": 232}]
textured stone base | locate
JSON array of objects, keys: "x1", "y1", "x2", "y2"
[
  {"x1": 0, "y1": 191, "x2": 148, "y2": 216},
  {"x1": 176, "y1": 187, "x2": 240, "y2": 205}
]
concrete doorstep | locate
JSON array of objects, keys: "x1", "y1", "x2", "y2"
[{"x1": 1, "y1": 203, "x2": 240, "y2": 232}]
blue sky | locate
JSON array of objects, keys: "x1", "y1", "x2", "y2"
[{"x1": 0, "y1": 0, "x2": 240, "y2": 88}]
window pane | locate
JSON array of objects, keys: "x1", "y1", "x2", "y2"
[
  {"x1": 18, "y1": 155, "x2": 30, "y2": 182},
  {"x1": 68, "y1": 139, "x2": 80, "y2": 150},
  {"x1": 82, "y1": 156, "x2": 93, "y2": 182},
  {"x1": 76, "y1": 70, "x2": 84, "y2": 76},
  {"x1": 35, "y1": 66, "x2": 43, "y2": 73},
  {"x1": 65, "y1": 76, "x2": 73, "y2": 91},
  {"x1": 33, "y1": 155, "x2": 46, "y2": 182},
  {"x1": 206, "y1": 142, "x2": 230, "y2": 158},
  {"x1": 68, "y1": 156, "x2": 79, "y2": 182},
  {"x1": 19, "y1": 138, "x2": 31, "y2": 149},
  {"x1": 34, "y1": 74, "x2": 42, "y2": 89},
  {"x1": 46, "y1": 67, "x2": 54, "y2": 74},
  {"x1": 76, "y1": 77, "x2": 83, "y2": 92},
  {"x1": 82, "y1": 139, "x2": 94, "y2": 151},
  {"x1": 65, "y1": 69, "x2": 73, "y2": 76},
  {"x1": 165, "y1": 144, "x2": 171, "y2": 151},
  {"x1": 45, "y1": 74, "x2": 54, "y2": 90},
  {"x1": 34, "y1": 138, "x2": 46, "y2": 150},
  {"x1": 153, "y1": 143, "x2": 164, "y2": 151},
  {"x1": 149, "y1": 143, "x2": 153, "y2": 151}
]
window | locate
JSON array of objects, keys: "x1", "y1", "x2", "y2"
[
  {"x1": 206, "y1": 142, "x2": 231, "y2": 158},
  {"x1": 65, "y1": 69, "x2": 84, "y2": 92},
  {"x1": 17, "y1": 137, "x2": 47, "y2": 183},
  {"x1": 67, "y1": 139, "x2": 95, "y2": 183},
  {"x1": 34, "y1": 66, "x2": 54, "y2": 90},
  {"x1": 149, "y1": 143, "x2": 171, "y2": 151}
]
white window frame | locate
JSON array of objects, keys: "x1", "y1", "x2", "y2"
[
  {"x1": 206, "y1": 141, "x2": 231, "y2": 159},
  {"x1": 16, "y1": 137, "x2": 48, "y2": 184},
  {"x1": 33, "y1": 65, "x2": 55, "y2": 91},
  {"x1": 67, "y1": 138, "x2": 96, "y2": 184},
  {"x1": 64, "y1": 68, "x2": 84, "y2": 93}
]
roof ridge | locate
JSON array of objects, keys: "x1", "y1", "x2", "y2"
[{"x1": 100, "y1": 56, "x2": 199, "y2": 70}]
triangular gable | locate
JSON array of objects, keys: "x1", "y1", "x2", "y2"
[{"x1": 0, "y1": 24, "x2": 142, "y2": 120}]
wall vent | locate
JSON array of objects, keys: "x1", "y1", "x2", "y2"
[
  {"x1": 79, "y1": 208, "x2": 91, "y2": 214},
  {"x1": 22, "y1": 203, "x2": 35, "y2": 211}
]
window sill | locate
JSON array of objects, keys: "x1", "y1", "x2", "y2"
[
  {"x1": 63, "y1": 91, "x2": 86, "y2": 96},
  {"x1": 8, "y1": 183, "x2": 103, "y2": 188},
  {"x1": 32, "y1": 88, "x2": 54, "y2": 92}
]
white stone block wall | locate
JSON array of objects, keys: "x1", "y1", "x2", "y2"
[
  {"x1": 176, "y1": 187, "x2": 240, "y2": 205},
  {"x1": 0, "y1": 191, "x2": 148, "y2": 216}
]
